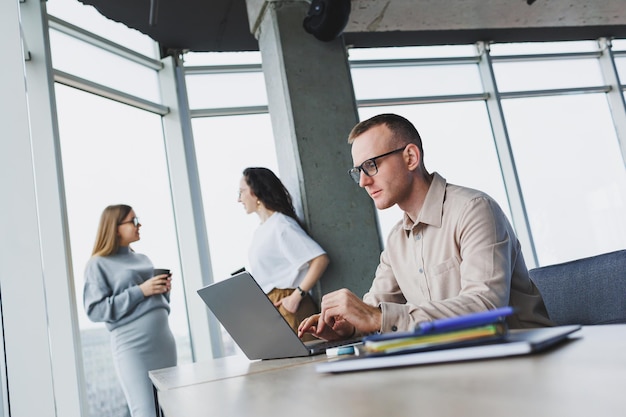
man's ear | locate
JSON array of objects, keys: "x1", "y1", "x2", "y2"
[{"x1": 405, "y1": 143, "x2": 421, "y2": 171}]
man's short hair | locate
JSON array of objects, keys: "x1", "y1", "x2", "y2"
[{"x1": 348, "y1": 114, "x2": 423, "y2": 155}]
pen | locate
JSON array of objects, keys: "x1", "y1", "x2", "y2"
[{"x1": 415, "y1": 306, "x2": 514, "y2": 335}]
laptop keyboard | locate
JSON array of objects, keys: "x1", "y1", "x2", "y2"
[{"x1": 306, "y1": 337, "x2": 363, "y2": 355}]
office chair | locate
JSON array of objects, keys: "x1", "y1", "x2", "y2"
[{"x1": 528, "y1": 249, "x2": 626, "y2": 325}]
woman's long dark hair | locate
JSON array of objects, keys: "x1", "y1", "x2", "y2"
[{"x1": 243, "y1": 167, "x2": 304, "y2": 229}]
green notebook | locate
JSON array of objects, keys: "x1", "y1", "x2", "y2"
[{"x1": 360, "y1": 322, "x2": 508, "y2": 356}]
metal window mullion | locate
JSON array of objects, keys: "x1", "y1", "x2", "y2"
[
  {"x1": 184, "y1": 63, "x2": 262, "y2": 75},
  {"x1": 158, "y1": 55, "x2": 223, "y2": 361},
  {"x1": 54, "y1": 69, "x2": 170, "y2": 115},
  {"x1": 47, "y1": 14, "x2": 162, "y2": 71},
  {"x1": 603, "y1": 49, "x2": 626, "y2": 57},
  {"x1": 190, "y1": 105, "x2": 269, "y2": 118},
  {"x1": 357, "y1": 93, "x2": 489, "y2": 108},
  {"x1": 597, "y1": 38, "x2": 626, "y2": 165},
  {"x1": 500, "y1": 85, "x2": 611, "y2": 99},
  {"x1": 2, "y1": 1, "x2": 69, "y2": 416},
  {"x1": 22, "y1": 2, "x2": 92, "y2": 417},
  {"x1": 491, "y1": 50, "x2": 602, "y2": 63},
  {"x1": 350, "y1": 56, "x2": 480, "y2": 68},
  {"x1": 476, "y1": 41, "x2": 538, "y2": 268}
]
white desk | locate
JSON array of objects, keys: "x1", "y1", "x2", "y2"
[{"x1": 150, "y1": 325, "x2": 626, "y2": 417}]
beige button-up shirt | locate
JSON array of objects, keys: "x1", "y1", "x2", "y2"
[{"x1": 363, "y1": 172, "x2": 553, "y2": 332}]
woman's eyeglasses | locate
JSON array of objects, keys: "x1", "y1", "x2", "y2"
[{"x1": 119, "y1": 217, "x2": 140, "y2": 227}]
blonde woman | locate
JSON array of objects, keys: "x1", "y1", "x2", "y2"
[{"x1": 83, "y1": 204, "x2": 176, "y2": 417}]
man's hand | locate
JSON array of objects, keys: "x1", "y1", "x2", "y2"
[
  {"x1": 298, "y1": 313, "x2": 349, "y2": 341},
  {"x1": 298, "y1": 288, "x2": 382, "y2": 340}
]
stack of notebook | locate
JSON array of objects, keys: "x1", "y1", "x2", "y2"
[
  {"x1": 316, "y1": 307, "x2": 581, "y2": 374},
  {"x1": 357, "y1": 307, "x2": 512, "y2": 356}
]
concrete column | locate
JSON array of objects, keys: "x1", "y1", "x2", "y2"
[{"x1": 245, "y1": 0, "x2": 382, "y2": 297}]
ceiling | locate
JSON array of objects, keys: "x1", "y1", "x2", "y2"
[{"x1": 77, "y1": 0, "x2": 626, "y2": 53}]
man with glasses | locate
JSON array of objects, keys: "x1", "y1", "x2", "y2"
[{"x1": 298, "y1": 113, "x2": 552, "y2": 341}]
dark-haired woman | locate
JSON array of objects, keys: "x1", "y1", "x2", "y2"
[
  {"x1": 238, "y1": 167, "x2": 329, "y2": 340},
  {"x1": 83, "y1": 204, "x2": 176, "y2": 417}
]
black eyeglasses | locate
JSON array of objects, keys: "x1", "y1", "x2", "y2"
[
  {"x1": 119, "y1": 217, "x2": 140, "y2": 227},
  {"x1": 348, "y1": 146, "x2": 407, "y2": 184}
]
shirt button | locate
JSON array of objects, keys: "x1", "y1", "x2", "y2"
[
  {"x1": 415, "y1": 234, "x2": 422, "y2": 240},
  {"x1": 391, "y1": 325, "x2": 398, "y2": 332},
  {"x1": 418, "y1": 268, "x2": 424, "y2": 274}
]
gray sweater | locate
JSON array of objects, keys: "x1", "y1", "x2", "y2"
[{"x1": 83, "y1": 246, "x2": 170, "y2": 331}]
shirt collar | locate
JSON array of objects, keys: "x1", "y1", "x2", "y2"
[{"x1": 402, "y1": 172, "x2": 446, "y2": 234}]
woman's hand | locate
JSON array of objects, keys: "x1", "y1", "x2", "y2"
[
  {"x1": 139, "y1": 273, "x2": 172, "y2": 297},
  {"x1": 274, "y1": 290, "x2": 302, "y2": 314}
]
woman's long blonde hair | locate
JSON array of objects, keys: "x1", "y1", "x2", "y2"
[{"x1": 91, "y1": 204, "x2": 133, "y2": 257}]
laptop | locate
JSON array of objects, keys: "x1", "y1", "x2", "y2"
[
  {"x1": 197, "y1": 271, "x2": 362, "y2": 360},
  {"x1": 316, "y1": 324, "x2": 582, "y2": 373}
]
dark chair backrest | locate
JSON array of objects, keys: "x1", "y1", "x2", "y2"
[{"x1": 528, "y1": 249, "x2": 626, "y2": 325}]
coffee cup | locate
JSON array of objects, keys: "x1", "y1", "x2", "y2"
[{"x1": 153, "y1": 268, "x2": 171, "y2": 276}]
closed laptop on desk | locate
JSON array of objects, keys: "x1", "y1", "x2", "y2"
[{"x1": 197, "y1": 271, "x2": 360, "y2": 360}]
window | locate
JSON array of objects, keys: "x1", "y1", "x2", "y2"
[
  {"x1": 192, "y1": 114, "x2": 278, "y2": 282},
  {"x1": 48, "y1": 1, "x2": 192, "y2": 414},
  {"x1": 502, "y1": 94, "x2": 626, "y2": 265},
  {"x1": 56, "y1": 84, "x2": 193, "y2": 415}
]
